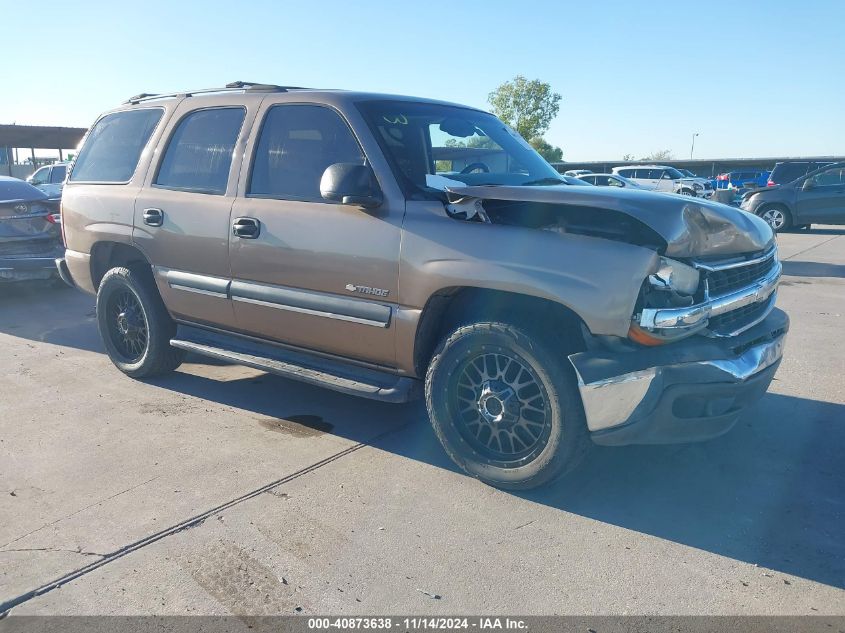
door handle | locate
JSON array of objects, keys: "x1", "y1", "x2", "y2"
[
  {"x1": 142, "y1": 208, "x2": 164, "y2": 227},
  {"x1": 232, "y1": 217, "x2": 260, "y2": 239}
]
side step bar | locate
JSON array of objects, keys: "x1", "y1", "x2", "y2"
[{"x1": 170, "y1": 325, "x2": 420, "y2": 403}]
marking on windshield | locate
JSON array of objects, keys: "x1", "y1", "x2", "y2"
[{"x1": 382, "y1": 114, "x2": 408, "y2": 125}]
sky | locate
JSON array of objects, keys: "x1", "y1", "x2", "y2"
[{"x1": 2, "y1": 0, "x2": 844, "y2": 161}]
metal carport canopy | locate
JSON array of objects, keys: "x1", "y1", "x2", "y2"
[{"x1": 0, "y1": 124, "x2": 87, "y2": 149}]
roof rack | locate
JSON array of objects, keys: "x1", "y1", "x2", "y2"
[{"x1": 124, "y1": 81, "x2": 309, "y2": 105}]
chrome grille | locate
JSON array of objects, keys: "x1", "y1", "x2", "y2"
[
  {"x1": 701, "y1": 248, "x2": 777, "y2": 298},
  {"x1": 691, "y1": 246, "x2": 780, "y2": 337},
  {"x1": 708, "y1": 297, "x2": 773, "y2": 335}
]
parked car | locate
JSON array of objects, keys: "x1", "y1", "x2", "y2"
[
  {"x1": 741, "y1": 162, "x2": 845, "y2": 232},
  {"x1": 611, "y1": 165, "x2": 713, "y2": 197},
  {"x1": 26, "y1": 162, "x2": 70, "y2": 198},
  {"x1": 0, "y1": 176, "x2": 63, "y2": 282},
  {"x1": 58, "y1": 82, "x2": 787, "y2": 489},
  {"x1": 577, "y1": 173, "x2": 642, "y2": 189},
  {"x1": 716, "y1": 170, "x2": 770, "y2": 190},
  {"x1": 561, "y1": 175, "x2": 593, "y2": 185},
  {"x1": 767, "y1": 161, "x2": 833, "y2": 187},
  {"x1": 563, "y1": 169, "x2": 593, "y2": 177}
]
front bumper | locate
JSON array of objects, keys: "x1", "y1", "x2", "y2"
[
  {"x1": 0, "y1": 249, "x2": 64, "y2": 282},
  {"x1": 569, "y1": 308, "x2": 788, "y2": 446}
]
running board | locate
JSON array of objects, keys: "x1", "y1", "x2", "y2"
[{"x1": 170, "y1": 325, "x2": 420, "y2": 403}]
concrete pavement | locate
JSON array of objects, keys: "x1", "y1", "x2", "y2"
[{"x1": 1, "y1": 227, "x2": 843, "y2": 615}]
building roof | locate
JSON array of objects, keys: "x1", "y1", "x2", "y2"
[{"x1": 0, "y1": 124, "x2": 87, "y2": 149}]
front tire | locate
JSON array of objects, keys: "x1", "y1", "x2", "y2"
[
  {"x1": 758, "y1": 205, "x2": 792, "y2": 232},
  {"x1": 425, "y1": 322, "x2": 589, "y2": 490},
  {"x1": 96, "y1": 266, "x2": 185, "y2": 378}
]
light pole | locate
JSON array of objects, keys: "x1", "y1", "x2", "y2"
[{"x1": 690, "y1": 133, "x2": 700, "y2": 159}]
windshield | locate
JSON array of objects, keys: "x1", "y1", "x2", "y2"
[
  {"x1": 357, "y1": 100, "x2": 563, "y2": 197},
  {"x1": 664, "y1": 167, "x2": 685, "y2": 179}
]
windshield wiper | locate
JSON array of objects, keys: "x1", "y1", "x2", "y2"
[{"x1": 522, "y1": 177, "x2": 566, "y2": 186}]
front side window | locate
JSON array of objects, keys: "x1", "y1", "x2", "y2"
[
  {"x1": 50, "y1": 165, "x2": 67, "y2": 183},
  {"x1": 155, "y1": 107, "x2": 245, "y2": 195},
  {"x1": 810, "y1": 167, "x2": 845, "y2": 187},
  {"x1": 249, "y1": 104, "x2": 365, "y2": 201},
  {"x1": 358, "y1": 100, "x2": 563, "y2": 198},
  {"x1": 31, "y1": 167, "x2": 49, "y2": 184},
  {"x1": 70, "y1": 109, "x2": 163, "y2": 183}
]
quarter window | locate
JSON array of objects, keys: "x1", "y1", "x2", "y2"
[
  {"x1": 70, "y1": 109, "x2": 163, "y2": 183},
  {"x1": 249, "y1": 105, "x2": 365, "y2": 201},
  {"x1": 155, "y1": 107, "x2": 245, "y2": 195}
]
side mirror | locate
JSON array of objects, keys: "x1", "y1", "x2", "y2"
[
  {"x1": 802, "y1": 179, "x2": 816, "y2": 191},
  {"x1": 320, "y1": 163, "x2": 382, "y2": 209}
]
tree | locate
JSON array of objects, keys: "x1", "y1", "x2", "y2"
[
  {"x1": 622, "y1": 153, "x2": 635, "y2": 161},
  {"x1": 529, "y1": 137, "x2": 563, "y2": 163},
  {"x1": 642, "y1": 149, "x2": 674, "y2": 161},
  {"x1": 488, "y1": 76, "x2": 562, "y2": 141}
]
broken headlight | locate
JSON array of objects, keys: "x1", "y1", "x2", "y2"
[
  {"x1": 647, "y1": 257, "x2": 700, "y2": 296},
  {"x1": 629, "y1": 257, "x2": 705, "y2": 346}
]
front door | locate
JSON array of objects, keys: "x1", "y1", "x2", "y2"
[
  {"x1": 795, "y1": 166, "x2": 845, "y2": 224},
  {"x1": 228, "y1": 103, "x2": 402, "y2": 367},
  {"x1": 133, "y1": 104, "x2": 252, "y2": 329}
]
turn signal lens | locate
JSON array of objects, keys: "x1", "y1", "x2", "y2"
[{"x1": 628, "y1": 324, "x2": 667, "y2": 347}]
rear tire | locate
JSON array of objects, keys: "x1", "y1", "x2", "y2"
[
  {"x1": 96, "y1": 266, "x2": 185, "y2": 378},
  {"x1": 758, "y1": 205, "x2": 792, "y2": 233},
  {"x1": 425, "y1": 322, "x2": 589, "y2": 490}
]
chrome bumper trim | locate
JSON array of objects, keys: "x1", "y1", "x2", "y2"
[{"x1": 571, "y1": 331, "x2": 786, "y2": 432}]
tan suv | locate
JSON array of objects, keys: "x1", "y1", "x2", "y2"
[{"x1": 57, "y1": 82, "x2": 788, "y2": 489}]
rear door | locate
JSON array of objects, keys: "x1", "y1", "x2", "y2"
[
  {"x1": 795, "y1": 166, "x2": 845, "y2": 223},
  {"x1": 228, "y1": 102, "x2": 403, "y2": 366},
  {"x1": 133, "y1": 103, "x2": 255, "y2": 329}
]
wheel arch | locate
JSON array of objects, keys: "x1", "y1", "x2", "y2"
[
  {"x1": 90, "y1": 241, "x2": 153, "y2": 290},
  {"x1": 412, "y1": 286, "x2": 588, "y2": 377}
]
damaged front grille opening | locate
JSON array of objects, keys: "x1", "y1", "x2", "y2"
[
  {"x1": 704, "y1": 254, "x2": 777, "y2": 297},
  {"x1": 445, "y1": 197, "x2": 667, "y2": 251}
]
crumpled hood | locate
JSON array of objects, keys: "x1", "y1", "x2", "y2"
[{"x1": 445, "y1": 184, "x2": 774, "y2": 258}]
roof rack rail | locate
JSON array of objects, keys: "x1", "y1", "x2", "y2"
[{"x1": 124, "y1": 81, "x2": 309, "y2": 105}]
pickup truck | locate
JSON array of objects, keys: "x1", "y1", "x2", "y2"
[{"x1": 57, "y1": 82, "x2": 788, "y2": 489}]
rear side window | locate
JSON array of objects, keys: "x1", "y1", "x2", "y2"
[
  {"x1": 70, "y1": 109, "x2": 163, "y2": 183},
  {"x1": 50, "y1": 165, "x2": 66, "y2": 183},
  {"x1": 248, "y1": 104, "x2": 365, "y2": 202},
  {"x1": 155, "y1": 107, "x2": 245, "y2": 195},
  {"x1": 617, "y1": 169, "x2": 634, "y2": 178}
]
